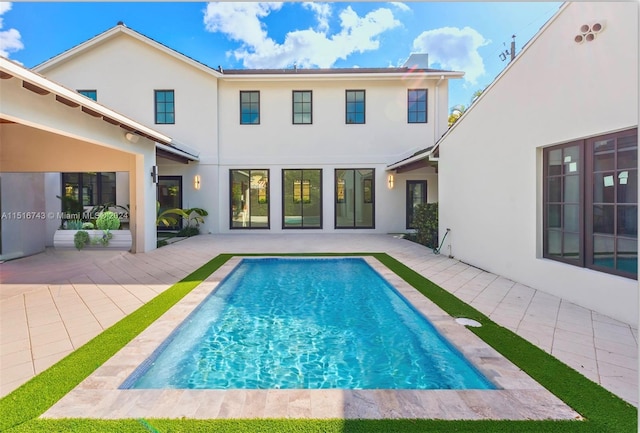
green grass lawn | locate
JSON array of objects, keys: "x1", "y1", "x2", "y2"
[{"x1": 0, "y1": 252, "x2": 636, "y2": 432}]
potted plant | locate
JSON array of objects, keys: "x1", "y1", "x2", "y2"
[{"x1": 54, "y1": 210, "x2": 131, "y2": 251}]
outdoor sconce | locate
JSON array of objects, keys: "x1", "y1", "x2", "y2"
[
  {"x1": 194, "y1": 175, "x2": 201, "y2": 190},
  {"x1": 151, "y1": 165, "x2": 158, "y2": 184},
  {"x1": 387, "y1": 174, "x2": 394, "y2": 189},
  {"x1": 124, "y1": 132, "x2": 139, "y2": 143}
]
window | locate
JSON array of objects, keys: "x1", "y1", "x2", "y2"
[
  {"x1": 61, "y1": 172, "x2": 116, "y2": 209},
  {"x1": 346, "y1": 90, "x2": 365, "y2": 124},
  {"x1": 406, "y1": 180, "x2": 427, "y2": 229},
  {"x1": 292, "y1": 90, "x2": 312, "y2": 124},
  {"x1": 155, "y1": 90, "x2": 175, "y2": 124},
  {"x1": 240, "y1": 91, "x2": 260, "y2": 124},
  {"x1": 78, "y1": 90, "x2": 97, "y2": 101},
  {"x1": 335, "y1": 169, "x2": 375, "y2": 228},
  {"x1": 283, "y1": 169, "x2": 322, "y2": 229},
  {"x1": 408, "y1": 89, "x2": 427, "y2": 123},
  {"x1": 543, "y1": 128, "x2": 637, "y2": 278},
  {"x1": 230, "y1": 169, "x2": 269, "y2": 229}
]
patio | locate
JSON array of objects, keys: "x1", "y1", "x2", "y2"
[{"x1": 1, "y1": 233, "x2": 637, "y2": 410}]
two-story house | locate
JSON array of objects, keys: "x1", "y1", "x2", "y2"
[{"x1": 0, "y1": 23, "x2": 461, "y2": 257}]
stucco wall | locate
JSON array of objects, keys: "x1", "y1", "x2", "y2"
[
  {"x1": 40, "y1": 29, "x2": 455, "y2": 235},
  {"x1": 0, "y1": 173, "x2": 47, "y2": 260},
  {"x1": 0, "y1": 72, "x2": 158, "y2": 253},
  {"x1": 41, "y1": 34, "x2": 220, "y2": 237},
  {"x1": 438, "y1": 2, "x2": 638, "y2": 324}
]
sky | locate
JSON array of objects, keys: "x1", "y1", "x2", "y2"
[{"x1": 0, "y1": 1, "x2": 562, "y2": 110}]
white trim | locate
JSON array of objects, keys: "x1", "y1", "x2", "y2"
[
  {"x1": 1, "y1": 57, "x2": 173, "y2": 145},
  {"x1": 34, "y1": 25, "x2": 223, "y2": 79},
  {"x1": 430, "y1": 2, "x2": 567, "y2": 156}
]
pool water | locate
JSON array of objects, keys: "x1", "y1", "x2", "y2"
[{"x1": 122, "y1": 258, "x2": 495, "y2": 390}]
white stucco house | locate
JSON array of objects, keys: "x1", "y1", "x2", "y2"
[
  {"x1": 396, "y1": 2, "x2": 637, "y2": 324},
  {"x1": 0, "y1": 22, "x2": 461, "y2": 258},
  {"x1": 0, "y1": 2, "x2": 636, "y2": 325}
]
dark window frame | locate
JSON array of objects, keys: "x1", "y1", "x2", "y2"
[
  {"x1": 292, "y1": 90, "x2": 313, "y2": 125},
  {"x1": 61, "y1": 172, "x2": 116, "y2": 209},
  {"x1": 240, "y1": 90, "x2": 260, "y2": 125},
  {"x1": 229, "y1": 169, "x2": 270, "y2": 230},
  {"x1": 345, "y1": 89, "x2": 366, "y2": 124},
  {"x1": 154, "y1": 89, "x2": 175, "y2": 124},
  {"x1": 334, "y1": 168, "x2": 375, "y2": 229},
  {"x1": 407, "y1": 89, "x2": 428, "y2": 123},
  {"x1": 406, "y1": 180, "x2": 427, "y2": 229},
  {"x1": 77, "y1": 90, "x2": 97, "y2": 101},
  {"x1": 282, "y1": 169, "x2": 323, "y2": 229},
  {"x1": 543, "y1": 128, "x2": 637, "y2": 279},
  {"x1": 156, "y1": 176, "x2": 183, "y2": 231}
]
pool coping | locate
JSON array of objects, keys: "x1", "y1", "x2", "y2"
[{"x1": 40, "y1": 256, "x2": 582, "y2": 420}]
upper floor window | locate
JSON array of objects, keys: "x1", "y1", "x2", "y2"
[
  {"x1": 155, "y1": 90, "x2": 175, "y2": 124},
  {"x1": 408, "y1": 89, "x2": 427, "y2": 123},
  {"x1": 240, "y1": 91, "x2": 260, "y2": 125},
  {"x1": 292, "y1": 90, "x2": 312, "y2": 124},
  {"x1": 78, "y1": 90, "x2": 97, "y2": 101},
  {"x1": 346, "y1": 90, "x2": 365, "y2": 124},
  {"x1": 543, "y1": 128, "x2": 637, "y2": 279}
]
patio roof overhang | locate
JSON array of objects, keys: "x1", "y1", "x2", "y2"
[
  {"x1": 0, "y1": 57, "x2": 199, "y2": 164},
  {"x1": 386, "y1": 147, "x2": 435, "y2": 173}
]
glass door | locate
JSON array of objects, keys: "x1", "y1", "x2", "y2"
[
  {"x1": 157, "y1": 176, "x2": 182, "y2": 231},
  {"x1": 406, "y1": 180, "x2": 427, "y2": 229}
]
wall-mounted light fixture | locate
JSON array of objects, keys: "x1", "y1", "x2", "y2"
[
  {"x1": 124, "y1": 132, "x2": 140, "y2": 143},
  {"x1": 151, "y1": 165, "x2": 158, "y2": 184},
  {"x1": 387, "y1": 174, "x2": 394, "y2": 189},
  {"x1": 194, "y1": 175, "x2": 201, "y2": 190}
]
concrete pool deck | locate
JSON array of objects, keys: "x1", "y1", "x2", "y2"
[{"x1": 1, "y1": 234, "x2": 637, "y2": 416}]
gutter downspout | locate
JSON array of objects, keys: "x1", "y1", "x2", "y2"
[{"x1": 434, "y1": 75, "x2": 445, "y2": 145}]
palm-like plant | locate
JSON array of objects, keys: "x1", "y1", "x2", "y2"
[{"x1": 156, "y1": 202, "x2": 189, "y2": 228}]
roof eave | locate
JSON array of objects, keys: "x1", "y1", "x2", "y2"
[
  {"x1": 34, "y1": 25, "x2": 223, "y2": 79},
  {"x1": 1, "y1": 56, "x2": 174, "y2": 146}
]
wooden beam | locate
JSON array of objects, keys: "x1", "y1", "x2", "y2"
[
  {"x1": 102, "y1": 116, "x2": 120, "y2": 125},
  {"x1": 81, "y1": 106, "x2": 102, "y2": 117},
  {"x1": 22, "y1": 81, "x2": 50, "y2": 95},
  {"x1": 55, "y1": 95, "x2": 80, "y2": 108},
  {"x1": 0, "y1": 71, "x2": 12, "y2": 79}
]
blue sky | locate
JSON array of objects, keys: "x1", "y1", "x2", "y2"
[{"x1": 0, "y1": 1, "x2": 562, "y2": 109}]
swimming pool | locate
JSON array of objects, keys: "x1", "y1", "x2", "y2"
[{"x1": 122, "y1": 258, "x2": 494, "y2": 390}]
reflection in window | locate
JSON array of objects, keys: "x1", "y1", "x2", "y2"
[
  {"x1": 240, "y1": 91, "x2": 260, "y2": 124},
  {"x1": 78, "y1": 90, "x2": 97, "y2": 101},
  {"x1": 283, "y1": 169, "x2": 322, "y2": 229},
  {"x1": 543, "y1": 128, "x2": 637, "y2": 278},
  {"x1": 155, "y1": 90, "x2": 175, "y2": 124},
  {"x1": 335, "y1": 169, "x2": 374, "y2": 228},
  {"x1": 408, "y1": 89, "x2": 427, "y2": 123},
  {"x1": 61, "y1": 172, "x2": 116, "y2": 209},
  {"x1": 230, "y1": 169, "x2": 269, "y2": 229},
  {"x1": 292, "y1": 90, "x2": 312, "y2": 124},
  {"x1": 346, "y1": 90, "x2": 365, "y2": 124}
]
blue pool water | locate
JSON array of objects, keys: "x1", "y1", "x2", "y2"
[{"x1": 122, "y1": 258, "x2": 495, "y2": 390}]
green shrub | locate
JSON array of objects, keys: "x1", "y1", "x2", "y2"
[
  {"x1": 177, "y1": 226, "x2": 200, "y2": 237},
  {"x1": 65, "y1": 220, "x2": 84, "y2": 230},
  {"x1": 96, "y1": 211, "x2": 120, "y2": 230},
  {"x1": 413, "y1": 202, "x2": 438, "y2": 248},
  {"x1": 81, "y1": 222, "x2": 94, "y2": 230},
  {"x1": 73, "y1": 230, "x2": 90, "y2": 250}
]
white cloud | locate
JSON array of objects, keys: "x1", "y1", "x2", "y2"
[
  {"x1": 302, "y1": 2, "x2": 331, "y2": 32},
  {"x1": 203, "y1": 2, "x2": 400, "y2": 69},
  {"x1": 412, "y1": 26, "x2": 489, "y2": 85},
  {"x1": 0, "y1": 2, "x2": 23, "y2": 59},
  {"x1": 389, "y1": 2, "x2": 411, "y2": 13}
]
